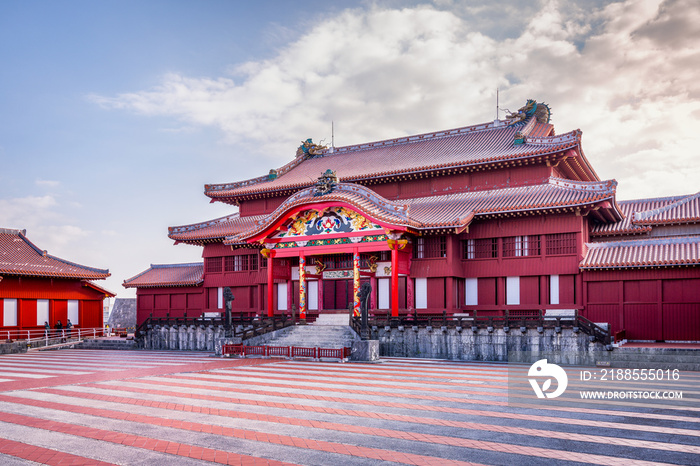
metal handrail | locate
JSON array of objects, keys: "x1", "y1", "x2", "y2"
[{"x1": 3, "y1": 327, "x2": 106, "y2": 347}]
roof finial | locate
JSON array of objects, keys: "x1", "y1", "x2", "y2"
[
  {"x1": 493, "y1": 88, "x2": 502, "y2": 127},
  {"x1": 331, "y1": 121, "x2": 335, "y2": 154},
  {"x1": 496, "y1": 87, "x2": 499, "y2": 121}
]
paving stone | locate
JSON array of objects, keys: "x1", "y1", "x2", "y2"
[{"x1": 0, "y1": 350, "x2": 697, "y2": 465}]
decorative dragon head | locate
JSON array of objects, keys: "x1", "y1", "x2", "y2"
[{"x1": 296, "y1": 138, "x2": 327, "y2": 158}]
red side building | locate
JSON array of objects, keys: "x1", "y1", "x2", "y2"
[
  {"x1": 0, "y1": 228, "x2": 114, "y2": 336},
  {"x1": 124, "y1": 100, "x2": 700, "y2": 341}
]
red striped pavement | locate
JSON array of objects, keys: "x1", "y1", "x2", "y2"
[{"x1": 0, "y1": 350, "x2": 698, "y2": 465}]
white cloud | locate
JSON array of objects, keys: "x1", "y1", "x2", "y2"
[
  {"x1": 0, "y1": 194, "x2": 90, "y2": 256},
  {"x1": 92, "y1": 0, "x2": 700, "y2": 200},
  {"x1": 0, "y1": 195, "x2": 59, "y2": 228},
  {"x1": 35, "y1": 179, "x2": 61, "y2": 189}
]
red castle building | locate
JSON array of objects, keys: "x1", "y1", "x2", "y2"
[
  {"x1": 0, "y1": 228, "x2": 114, "y2": 337},
  {"x1": 124, "y1": 100, "x2": 700, "y2": 342}
]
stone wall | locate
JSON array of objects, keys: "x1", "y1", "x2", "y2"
[
  {"x1": 0, "y1": 340, "x2": 28, "y2": 354},
  {"x1": 374, "y1": 325, "x2": 609, "y2": 365},
  {"x1": 138, "y1": 322, "x2": 610, "y2": 365},
  {"x1": 139, "y1": 324, "x2": 238, "y2": 352}
]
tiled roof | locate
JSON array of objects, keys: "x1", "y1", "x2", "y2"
[
  {"x1": 220, "y1": 177, "x2": 619, "y2": 244},
  {"x1": 581, "y1": 236, "x2": 700, "y2": 270},
  {"x1": 168, "y1": 213, "x2": 266, "y2": 244},
  {"x1": 632, "y1": 191, "x2": 700, "y2": 225},
  {"x1": 405, "y1": 177, "x2": 619, "y2": 226},
  {"x1": 204, "y1": 117, "x2": 586, "y2": 201},
  {"x1": 0, "y1": 228, "x2": 110, "y2": 279},
  {"x1": 122, "y1": 263, "x2": 203, "y2": 288},
  {"x1": 226, "y1": 183, "x2": 417, "y2": 243},
  {"x1": 591, "y1": 192, "x2": 700, "y2": 237},
  {"x1": 84, "y1": 281, "x2": 117, "y2": 297}
]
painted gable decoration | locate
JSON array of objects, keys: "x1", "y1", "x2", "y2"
[{"x1": 274, "y1": 207, "x2": 382, "y2": 240}]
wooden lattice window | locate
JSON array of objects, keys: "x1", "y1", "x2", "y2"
[
  {"x1": 321, "y1": 254, "x2": 353, "y2": 269},
  {"x1": 414, "y1": 236, "x2": 446, "y2": 259},
  {"x1": 225, "y1": 254, "x2": 259, "y2": 272},
  {"x1": 545, "y1": 233, "x2": 577, "y2": 255},
  {"x1": 206, "y1": 257, "x2": 222, "y2": 273},
  {"x1": 463, "y1": 238, "x2": 498, "y2": 259},
  {"x1": 224, "y1": 256, "x2": 236, "y2": 272},
  {"x1": 503, "y1": 235, "x2": 541, "y2": 257}
]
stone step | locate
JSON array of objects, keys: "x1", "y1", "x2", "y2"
[
  {"x1": 75, "y1": 338, "x2": 136, "y2": 350},
  {"x1": 604, "y1": 361, "x2": 700, "y2": 371},
  {"x1": 313, "y1": 314, "x2": 350, "y2": 325},
  {"x1": 265, "y1": 324, "x2": 358, "y2": 349}
]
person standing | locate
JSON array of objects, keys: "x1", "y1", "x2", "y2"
[
  {"x1": 55, "y1": 320, "x2": 62, "y2": 337},
  {"x1": 44, "y1": 321, "x2": 50, "y2": 337},
  {"x1": 66, "y1": 319, "x2": 73, "y2": 338}
]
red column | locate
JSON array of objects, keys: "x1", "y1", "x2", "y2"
[
  {"x1": 370, "y1": 276, "x2": 377, "y2": 311},
  {"x1": 353, "y1": 248, "x2": 360, "y2": 317},
  {"x1": 318, "y1": 278, "x2": 324, "y2": 312},
  {"x1": 286, "y1": 278, "x2": 293, "y2": 315},
  {"x1": 299, "y1": 254, "x2": 307, "y2": 320},
  {"x1": 391, "y1": 245, "x2": 399, "y2": 317},
  {"x1": 445, "y1": 277, "x2": 454, "y2": 311},
  {"x1": 267, "y1": 256, "x2": 274, "y2": 317}
]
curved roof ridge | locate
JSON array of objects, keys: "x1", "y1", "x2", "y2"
[
  {"x1": 227, "y1": 182, "x2": 417, "y2": 244},
  {"x1": 547, "y1": 176, "x2": 617, "y2": 192},
  {"x1": 169, "y1": 212, "x2": 241, "y2": 235},
  {"x1": 587, "y1": 235, "x2": 700, "y2": 249},
  {"x1": 150, "y1": 262, "x2": 204, "y2": 268},
  {"x1": 327, "y1": 120, "x2": 504, "y2": 155},
  {"x1": 618, "y1": 193, "x2": 687, "y2": 205},
  {"x1": 525, "y1": 129, "x2": 581, "y2": 146},
  {"x1": 632, "y1": 191, "x2": 700, "y2": 225},
  {"x1": 276, "y1": 182, "x2": 410, "y2": 219}
]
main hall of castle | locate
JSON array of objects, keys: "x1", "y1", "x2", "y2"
[{"x1": 124, "y1": 100, "x2": 700, "y2": 342}]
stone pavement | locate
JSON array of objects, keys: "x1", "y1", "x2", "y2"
[{"x1": 0, "y1": 350, "x2": 698, "y2": 465}]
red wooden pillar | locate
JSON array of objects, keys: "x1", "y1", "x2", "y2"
[
  {"x1": 353, "y1": 248, "x2": 360, "y2": 317},
  {"x1": 258, "y1": 284, "x2": 265, "y2": 314},
  {"x1": 267, "y1": 255, "x2": 274, "y2": 317},
  {"x1": 540, "y1": 275, "x2": 548, "y2": 306},
  {"x1": 406, "y1": 276, "x2": 414, "y2": 310},
  {"x1": 391, "y1": 245, "x2": 399, "y2": 317},
  {"x1": 318, "y1": 278, "x2": 324, "y2": 312},
  {"x1": 445, "y1": 277, "x2": 454, "y2": 311},
  {"x1": 370, "y1": 276, "x2": 377, "y2": 311},
  {"x1": 299, "y1": 254, "x2": 307, "y2": 320},
  {"x1": 286, "y1": 278, "x2": 293, "y2": 314}
]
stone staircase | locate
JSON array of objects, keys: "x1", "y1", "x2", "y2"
[
  {"x1": 74, "y1": 338, "x2": 137, "y2": 350},
  {"x1": 264, "y1": 314, "x2": 358, "y2": 349},
  {"x1": 610, "y1": 346, "x2": 700, "y2": 371}
]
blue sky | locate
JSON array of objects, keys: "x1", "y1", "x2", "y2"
[{"x1": 1, "y1": 0, "x2": 699, "y2": 298}]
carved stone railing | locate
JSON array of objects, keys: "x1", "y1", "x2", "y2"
[
  {"x1": 352, "y1": 309, "x2": 611, "y2": 345},
  {"x1": 135, "y1": 314, "x2": 294, "y2": 344}
]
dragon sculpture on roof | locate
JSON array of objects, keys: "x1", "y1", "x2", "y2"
[
  {"x1": 296, "y1": 138, "x2": 327, "y2": 158},
  {"x1": 506, "y1": 99, "x2": 551, "y2": 125},
  {"x1": 313, "y1": 169, "x2": 338, "y2": 196}
]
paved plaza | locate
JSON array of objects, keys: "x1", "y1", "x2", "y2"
[{"x1": 0, "y1": 350, "x2": 698, "y2": 465}]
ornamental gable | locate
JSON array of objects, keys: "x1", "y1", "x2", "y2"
[{"x1": 272, "y1": 207, "x2": 383, "y2": 240}]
